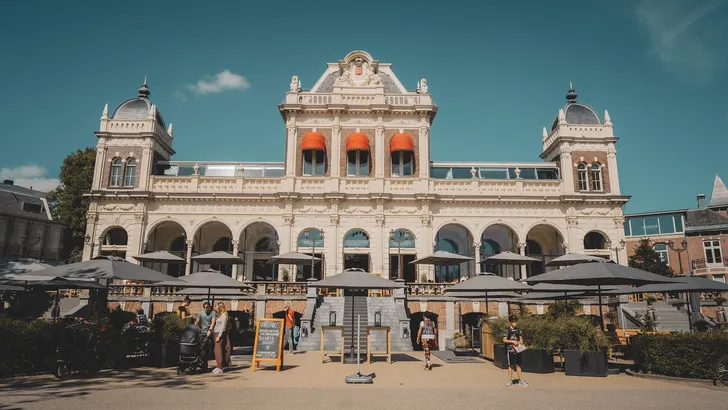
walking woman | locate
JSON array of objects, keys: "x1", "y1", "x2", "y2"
[
  {"x1": 417, "y1": 314, "x2": 437, "y2": 370},
  {"x1": 212, "y1": 302, "x2": 229, "y2": 375}
]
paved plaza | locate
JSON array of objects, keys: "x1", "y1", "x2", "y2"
[{"x1": 1, "y1": 352, "x2": 725, "y2": 410}]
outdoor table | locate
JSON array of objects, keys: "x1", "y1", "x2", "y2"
[
  {"x1": 365, "y1": 326, "x2": 391, "y2": 364},
  {"x1": 320, "y1": 325, "x2": 345, "y2": 364}
]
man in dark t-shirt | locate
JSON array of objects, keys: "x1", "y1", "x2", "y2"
[{"x1": 503, "y1": 315, "x2": 529, "y2": 387}]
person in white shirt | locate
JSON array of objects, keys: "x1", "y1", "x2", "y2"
[{"x1": 211, "y1": 302, "x2": 229, "y2": 375}]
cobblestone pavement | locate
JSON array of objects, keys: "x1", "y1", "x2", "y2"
[{"x1": 1, "y1": 352, "x2": 725, "y2": 410}]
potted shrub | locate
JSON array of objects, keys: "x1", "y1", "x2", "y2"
[
  {"x1": 559, "y1": 316, "x2": 609, "y2": 377},
  {"x1": 156, "y1": 314, "x2": 185, "y2": 368},
  {"x1": 519, "y1": 316, "x2": 556, "y2": 374},
  {"x1": 452, "y1": 332, "x2": 476, "y2": 356}
]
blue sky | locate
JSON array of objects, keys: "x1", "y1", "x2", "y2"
[{"x1": 0, "y1": 0, "x2": 726, "y2": 213}]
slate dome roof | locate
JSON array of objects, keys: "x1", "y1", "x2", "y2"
[
  {"x1": 110, "y1": 80, "x2": 166, "y2": 128},
  {"x1": 551, "y1": 85, "x2": 601, "y2": 131}
]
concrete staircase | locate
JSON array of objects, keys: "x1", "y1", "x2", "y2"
[
  {"x1": 297, "y1": 297, "x2": 345, "y2": 352},
  {"x1": 343, "y1": 296, "x2": 369, "y2": 355},
  {"x1": 367, "y1": 297, "x2": 413, "y2": 352},
  {"x1": 627, "y1": 301, "x2": 690, "y2": 332}
]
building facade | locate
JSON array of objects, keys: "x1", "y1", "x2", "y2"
[
  {"x1": 82, "y1": 50, "x2": 630, "y2": 283},
  {"x1": 0, "y1": 180, "x2": 65, "y2": 265},
  {"x1": 624, "y1": 175, "x2": 728, "y2": 282}
]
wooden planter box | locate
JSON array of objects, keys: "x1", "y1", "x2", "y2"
[
  {"x1": 564, "y1": 350, "x2": 607, "y2": 377},
  {"x1": 493, "y1": 344, "x2": 508, "y2": 369},
  {"x1": 521, "y1": 349, "x2": 554, "y2": 374}
]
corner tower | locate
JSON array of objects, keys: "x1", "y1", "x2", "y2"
[{"x1": 540, "y1": 84, "x2": 621, "y2": 196}]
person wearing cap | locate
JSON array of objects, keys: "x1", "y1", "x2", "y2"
[{"x1": 503, "y1": 314, "x2": 528, "y2": 387}]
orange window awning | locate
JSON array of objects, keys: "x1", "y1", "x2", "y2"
[
  {"x1": 302, "y1": 132, "x2": 326, "y2": 151},
  {"x1": 390, "y1": 133, "x2": 414, "y2": 152},
  {"x1": 346, "y1": 132, "x2": 370, "y2": 151}
]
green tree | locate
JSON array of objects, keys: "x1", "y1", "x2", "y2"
[
  {"x1": 46, "y1": 147, "x2": 96, "y2": 263},
  {"x1": 628, "y1": 239, "x2": 674, "y2": 276}
]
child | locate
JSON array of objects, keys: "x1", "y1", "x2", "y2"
[
  {"x1": 503, "y1": 314, "x2": 529, "y2": 387},
  {"x1": 417, "y1": 315, "x2": 437, "y2": 370}
]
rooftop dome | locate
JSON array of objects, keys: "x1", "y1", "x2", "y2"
[
  {"x1": 110, "y1": 79, "x2": 166, "y2": 128},
  {"x1": 550, "y1": 83, "x2": 601, "y2": 131}
]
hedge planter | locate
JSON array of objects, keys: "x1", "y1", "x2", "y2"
[
  {"x1": 564, "y1": 350, "x2": 607, "y2": 377},
  {"x1": 493, "y1": 344, "x2": 508, "y2": 369},
  {"x1": 159, "y1": 344, "x2": 180, "y2": 368},
  {"x1": 453, "y1": 347, "x2": 479, "y2": 357},
  {"x1": 521, "y1": 349, "x2": 554, "y2": 374}
]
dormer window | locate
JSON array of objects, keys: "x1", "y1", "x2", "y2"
[
  {"x1": 22, "y1": 202, "x2": 43, "y2": 214},
  {"x1": 577, "y1": 163, "x2": 588, "y2": 191},
  {"x1": 590, "y1": 163, "x2": 603, "y2": 191},
  {"x1": 110, "y1": 158, "x2": 123, "y2": 187},
  {"x1": 346, "y1": 132, "x2": 370, "y2": 177},
  {"x1": 301, "y1": 132, "x2": 326, "y2": 176},
  {"x1": 390, "y1": 133, "x2": 415, "y2": 177}
]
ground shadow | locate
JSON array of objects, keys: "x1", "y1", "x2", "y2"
[{"x1": 390, "y1": 353, "x2": 421, "y2": 363}]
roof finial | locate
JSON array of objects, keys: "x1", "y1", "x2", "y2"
[
  {"x1": 138, "y1": 76, "x2": 150, "y2": 99},
  {"x1": 569, "y1": 80, "x2": 573, "y2": 90},
  {"x1": 604, "y1": 109, "x2": 612, "y2": 126},
  {"x1": 566, "y1": 81, "x2": 577, "y2": 103},
  {"x1": 167, "y1": 122, "x2": 173, "y2": 136},
  {"x1": 101, "y1": 103, "x2": 108, "y2": 119},
  {"x1": 542, "y1": 126, "x2": 548, "y2": 140}
]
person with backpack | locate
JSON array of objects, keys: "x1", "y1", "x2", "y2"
[
  {"x1": 503, "y1": 314, "x2": 529, "y2": 387},
  {"x1": 417, "y1": 314, "x2": 437, "y2": 370}
]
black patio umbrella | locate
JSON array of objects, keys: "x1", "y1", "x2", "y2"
[
  {"x1": 526, "y1": 262, "x2": 679, "y2": 329},
  {"x1": 190, "y1": 251, "x2": 245, "y2": 264},
  {"x1": 268, "y1": 252, "x2": 322, "y2": 281},
  {"x1": 484, "y1": 251, "x2": 540, "y2": 281},
  {"x1": 31, "y1": 256, "x2": 182, "y2": 283},
  {"x1": 156, "y1": 268, "x2": 254, "y2": 304},
  {"x1": 446, "y1": 273, "x2": 532, "y2": 317},
  {"x1": 544, "y1": 253, "x2": 610, "y2": 267},
  {"x1": 602, "y1": 275, "x2": 728, "y2": 331},
  {"x1": 517, "y1": 292, "x2": 587, "y2": 301},
  {"x1": 310, "y1": 268, "x2": 403, "y2": 363},
  {"x1": 0, "y1": 259, "x2": 53, "y2": 275},
  {"x1": 410, "y1": 251, "x2": 474, "y2": 282},
  {"x1": 133, "y1": 251, "x2": 186, "y2": 263},
  {"x1": 0, "y1": 283, "x2": 23, "y2": 291}
]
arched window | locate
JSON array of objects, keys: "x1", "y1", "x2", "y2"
[
  {"x1": 526, "y1": 239, "x2": 542, "y2": 255},
  {"x1": 389, "y1": 229, "x2": 415, "y2": 249},
  {"x1": 583, "y1": 231, "x2": 608, "y2": 250},
  {"x1": 436, "y1": 238, "x2": 460, "y2": 282},
  {"x1": 124, "y1": 158, "x2": 136, "y2": 187},
  {"x1": 302, "y1": 132, "x2": 326, "y2": 176},
  {"x1": 577, "y1": 163, "x2": 588, "y2": 191},
  {"x1": 110, "y1": 158, "x2": 123, "y2": 187},
  {"x1": 297, "y1": 228, "x2": 324, "y2": 248},
  {"x1": 103, "y1": 228, "x2": 128, "y2": 246},
  {"x1": 391, "y1": 133, "x2": 415, "y2": 177},
  {"x1": 343, "y1": 229, "x2": 370, "y2": 248},
  {"x1": 653, "y1": 243, "x2": 669, "y2": 264},
  {"x1": 590, "y1": 163, "x2": 603, "y2": 191},
  {"x1": 347, "y1": 150, "x2": 369, "y2": 176},
  {"x1": 480, "y1": 239, "x2": 501, "y2": 256}
]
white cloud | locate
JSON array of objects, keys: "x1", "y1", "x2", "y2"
[
  {"x1": 635, "y1": 0, "x2": 727, "y2": 83},
  {"x1": 187, "y1": 70, "x2": 250, "y2": 94},
  {"x1": 0, "y1": 164, "x2": 60, "y2": 193}
]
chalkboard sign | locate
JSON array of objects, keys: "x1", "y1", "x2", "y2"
[{"x1": 251, "y1": 318, "x2": 284, "y2": 372}]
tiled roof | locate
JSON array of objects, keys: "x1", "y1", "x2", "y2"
[
  {"x1": 710, "y1": 175, "x2": 728, "y2": 207},
  {"x1": 685, "y1": 208, "x2": 728, "y2": 232},
  {"x1": 380, "y1": 72, "x2": 402, "y2": 94},
  {"x1": 314, "y1": 71, "x2": 339, "y2": 93}
]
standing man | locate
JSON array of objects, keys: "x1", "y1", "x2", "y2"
[
  {"x1": 284, "y1": 301, "x2": 296, "y2": 354},
  {"x1": 503, "y1": 314, "x2": 528, "y2": 387},
  {"x1": 195, "y1": 301, "x2": 217, "y2": 362}
]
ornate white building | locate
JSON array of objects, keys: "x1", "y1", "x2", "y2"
[{"x1": 83, "y1": 50, "x2": 629, "y2": 283}]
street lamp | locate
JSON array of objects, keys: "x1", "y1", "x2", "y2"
[
  {"x1": 304, "y1": 229, "x2": 324, "y2": 280},
  {"x1": 389, "y1": 229, "x2": 410, "y2": 281},
  {"x1": 606, "y1": 239, "x2": 626, "y2": 264},
  {"x1": 668, "y1": 239, "x2": 689, "y2": 275}
]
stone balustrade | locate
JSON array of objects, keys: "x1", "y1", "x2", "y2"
[
  {"x1": 286, "y1": 92, "x2": 434, "y2": 108},
  {"x1": 405, "y1": 282, "x2": 453, "y2": 296},
  {"x1": 150, "y1": 175, "x2": 563, "y2": 197}
]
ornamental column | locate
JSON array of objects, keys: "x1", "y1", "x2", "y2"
[
  {"x1": 518, "y1": 242, "x2": 528, "y2": 280},
  {"x1": 560, "y1": 151, "x2": 575, "y2": 195},
  {"x1": 375, "y1": 125, "x2": 385, "y2": 178},
  {"x1": 231, "y1": 240, "x2": 240, "y2": 280},
  {"x1": 473, "y1": 241, "x2": 482, "y2": 274},
  {"x1": 607, "y1": 151, "x2": 621, "y2": 194},
  {"x1": 185, "y1": 240, "x2": 194, "y2": 275},
  {"x1": 331, "y1": 118, "x2": 341, "y2": 178}
]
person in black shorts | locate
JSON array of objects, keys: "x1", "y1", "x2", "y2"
[{"x1": 503, "y1": 314, "x2": 528, "y2": 387}]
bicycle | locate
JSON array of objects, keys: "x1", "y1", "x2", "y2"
[
  {"x1": 54, "y1": 321, "x2": 110, "y2": 379},
  {"x1": 716, "y1": 355, "x2": 728, "y2": 387}
]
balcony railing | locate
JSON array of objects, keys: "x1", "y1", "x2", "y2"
[
  {"x1": 405, "y1": 283, "x2": 453, "y2": 296},
  {"x1": 692, "y1": 258, "x2": 728, "y2": 276},
  {"x1": 259, "y1": 281, "x2": 308, "y2": 296}
]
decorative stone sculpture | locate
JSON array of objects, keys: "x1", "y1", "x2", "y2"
[
  {"x1": 514, "y1": 167, "x2": 521, "y2": 179},
  {"x1": 470, "y1": 167, "x2": 477, "y2": 178},
  {"x1": 419, "y1": 78, "x2": 428, "y2": 93},
  {"x1": 192, "y1": 162, "x2": 199, "y2": 176},
  {"x1": 290, "y1": 75, "x2": 301, "y2": 92}
]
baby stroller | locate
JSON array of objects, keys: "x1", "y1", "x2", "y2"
[{"x1": 177, "y1": 324, "x2": 210, "y2": 375}]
